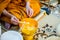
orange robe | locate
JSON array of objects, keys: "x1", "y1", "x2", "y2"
[
  {"x1": 0, "y1": 0, "x2": 11, "y2": 14},
  {"x1": 1, "y1": 0, "x2": 40, "y2": 24}
]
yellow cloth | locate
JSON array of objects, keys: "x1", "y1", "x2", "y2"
[
  {"x1": 23, "y1": 35, "x2": 34, "y2": 40},
  {"x1": 1, "y1": 0, "x2": 40, "y2": 24},
  {"x1": 19, "y1": 18, "x2": 38, "y2": 40}
]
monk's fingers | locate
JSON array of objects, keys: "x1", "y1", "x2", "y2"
[
  {"x1": 12, "y1": 22, "x2": 18, "y2": 25},
  {"x1": 26, "y1": 9, "x2": 29, "y2": 15},
  {"x1": 29, "y1": 9, "x2": 34, "y2": 17},
  {"x1": 26, "y1": 7, "x2": 34, "y2": 17},
  {"x1": 26, "y1": 9, "x2": 31, "y2": 17},
  {"x1": 31, "y1": 9, "x2": 34, "y2": 16},
  {"x1": 11, "y1": 16, "x2": 19, "y2": 25},
  {"x1": 13, "y1": 16, "x2": 19, "y2": 22},
  {"x1": 11, "y1": 20, "x2": 18, "y2": 25}
]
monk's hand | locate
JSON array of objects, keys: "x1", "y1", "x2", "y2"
[
  {"x1": 26, "y1": 2, "x2": 34, "y2": 17},
  {"x1": 11, "y1": 16, "x2": 19, "y2": 25}
]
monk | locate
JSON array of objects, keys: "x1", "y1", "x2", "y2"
[
  {"x1": 0, "y1": 0, "x2": 40, "y2": 29},
  {"x1": 0, "y1": 0, "x2": 19, "y2": 29}
]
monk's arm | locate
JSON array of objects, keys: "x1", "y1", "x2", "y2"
[{"x1": 2, "y1": 9, "x2": 13, "y2": 18}]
